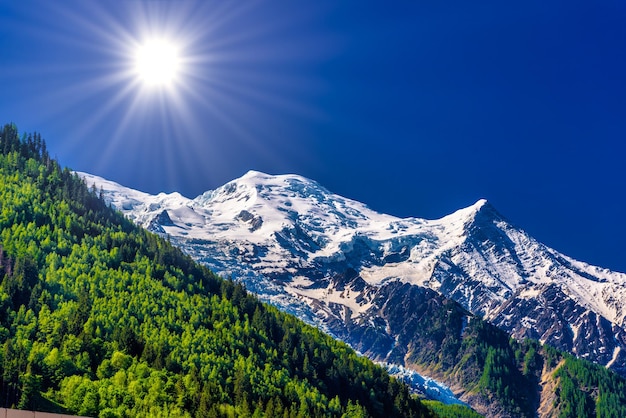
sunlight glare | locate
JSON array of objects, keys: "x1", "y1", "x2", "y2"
[{"x1": 134, "y1": 39, "x2": 181, "y2": 86}]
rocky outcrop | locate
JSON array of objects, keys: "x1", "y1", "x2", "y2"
[{"x1": 148, "y1": 210, "x2": 174, "y2": 233}]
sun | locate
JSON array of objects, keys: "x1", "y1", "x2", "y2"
[{"x1": 133, "y1": 39, "x2": 181, "y2": 87}]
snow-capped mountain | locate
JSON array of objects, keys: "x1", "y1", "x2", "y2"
[{"x1": 79, "y1": 170, "x2": 626, "y2": 375}]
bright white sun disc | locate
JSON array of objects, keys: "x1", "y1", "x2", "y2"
[{"x1": 134, "y1": 39, "x2": 180, "y2": 86}]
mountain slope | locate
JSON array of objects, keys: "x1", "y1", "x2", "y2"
[
  {"x1": 80, "y1": 169, "x2": 626, "y2": 378},
  {"x1": 0, "y1": 126, "x2": 434, "y2": 417}
]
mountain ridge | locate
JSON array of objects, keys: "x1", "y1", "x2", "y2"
[{"x1": 79, "y1": 169, "x2": 626, "y2": 380}]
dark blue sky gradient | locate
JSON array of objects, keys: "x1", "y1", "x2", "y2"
[{"x1": 1, "y1": 1, "x2": 625, "y2": 272}]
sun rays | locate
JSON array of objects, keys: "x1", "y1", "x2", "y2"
[{"x1": 7, "y1": 1, "x2": 329, "y2": 197}]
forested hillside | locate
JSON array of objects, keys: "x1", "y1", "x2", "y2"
[
  {"x1": 371, "y1": 271, "x2": 626, "y2": 417},
  {"x1": 0, "y1": 124, "x2": 434, "y2": 417}
]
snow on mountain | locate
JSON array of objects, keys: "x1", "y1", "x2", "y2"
[{"x1": 78, "y1": 170, "x2": 626, "y2": 376}]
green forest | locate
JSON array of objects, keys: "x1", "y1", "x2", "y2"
[{"x1": 0, "y1": 124, "x2": 436, "y2": 417}]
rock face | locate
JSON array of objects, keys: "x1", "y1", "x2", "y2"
[
  {"x1": 489, "y1": 283, "x2": 626, "y2": 369},
  {"x1": 78, "y1": 170, "x2": 626, "y2": 377},
  {"x1": 235, "y1": 210, "x2": 263, "y2": 231},
  {"x1": 148, "y1": 210, "x2": 175, "y2": 233}
]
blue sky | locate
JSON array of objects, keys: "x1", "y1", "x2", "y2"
[{"x1": 1, "y1": 1, "x2": 625, "y2": 273}]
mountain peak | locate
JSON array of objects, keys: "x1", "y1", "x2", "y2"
[
  {"x1": 241, "y1": 169, "x2": 272, "y2": 180},
  {"x1": 473, "y1": 198, "x2": 489, "y2": 209},
  {"x1": 238, "y1": 170, "x2": 321, "y2": 188},
  {"x1": 439, "y1": 198, "x2": 495, "y2": 225},
  {"x1": 463, "y1": 198, "x2": 505, "y2": 222},
  {"x1": 456, "y1": 198, "x2": 510, "y2": 237}
]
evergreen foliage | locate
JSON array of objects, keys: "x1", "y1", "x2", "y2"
[
  {"x1": 422, "y1": 401, "x2": 483, "y2": 418},
  {"x1": 0, "y1": 124, "x2": 433, "y2": 417},
  {"x1": 549, "y1": 348, "x2": 626, "y2": 417}
]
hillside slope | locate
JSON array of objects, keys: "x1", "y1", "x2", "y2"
[{"x1": 0, "y1": 125, "x2": 433, "y2": 417}]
